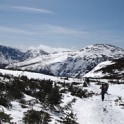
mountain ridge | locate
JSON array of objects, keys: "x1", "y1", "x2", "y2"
[
  {"x1": 0, "y1": 45, "x2": 24, "y2": 67},
  {"x1": 4, "y1": 44, "x2": 124, "y2": 77},
  {"x1": 85, "y1": 57, "x2": 124, "y2": 79},
  {"x1": 0, "y1": 44, "x2": 124, "y2": 123}
]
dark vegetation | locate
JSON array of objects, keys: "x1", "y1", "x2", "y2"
[
  {"x1": 1, "y1": 70, "x2": 123, "y2": 123},
  {"x1": 0, "y1": 73, "x2": 63, "y2": 109},
  {"x1": 95, "y1": 58, "x2": 124, "y2": 79},
  {"x1": 23, "y1": 110, "x2": 51, "y2": 124},
  {"x1": 88, "y1": 77, "x2": 124, "y2": 85},
  {"x1": 59, "y1": 111, "x2": 79, "y2": 124},
  {"x1": 0, "y1": 112, "x2": 12, "y2": 123},
  {"x1": 0, "y1": 73, "x2": 63, "y2": 123},
  {"x1": 0, "y1": 72, "x2": 93, "y2": 123}
]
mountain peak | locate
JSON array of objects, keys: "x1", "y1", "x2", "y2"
[
  {"x1": 0, "y1": 45, "x2": 24, "y2": 67},
  {"x1": 80, "y1": 44, "x2": 124, "y2": 53},
  {"x1": 21, "y1": 48, "x2": 48, "y2": 61}
]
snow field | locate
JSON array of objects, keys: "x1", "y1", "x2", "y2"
[{"x1": 0, "y1": 69, "x2": 124, "y2": 124}]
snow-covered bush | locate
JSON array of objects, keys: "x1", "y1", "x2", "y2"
[{"x1": 23, "y1": 110, "x2": 51, "y2": 124}]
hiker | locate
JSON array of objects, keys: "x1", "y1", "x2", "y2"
[{"x1": 100, "y1": 83, "x2": 109, "y2": 101}]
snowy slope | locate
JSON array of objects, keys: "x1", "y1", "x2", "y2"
[
  {"x1": 21, "y1": 48, "x2": 48, "y2": 61},
  {"x1": 84, "y1": 61, "x2": 115, "y2": 78},
  {"x1": 29, "y1": 44, "x2": 72, "y2": 53},
  {"x1": 85, "y1": 58, "x2": 124, "y2": 79},
  {"x1": 7, "y1": 51, "x2": 72, "y2": 75},
  {"x1": 0, "y1": 45, "x2": 24, "y2": 67},
  {"x1": 73, "y1": 83, "x2": 124, "y2": 124},
  {"x1": 0, "y1": 69, "x2": 71, "y2": 83},
  {"x1": 0, "y1": 69, "x2": 124, "y2": 124},
  {"x1": 7, "y1": 44, "x2": 124, "y2": 77},
  {"x1": 0, "y1": 44, "x2": 49, "y2": 66}
]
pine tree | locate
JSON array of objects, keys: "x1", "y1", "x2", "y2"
[
  {"x1": 48, "y1": 85, "x2": 62, "y2": 106},
  {"x1": 59, "y1": 111, "x2": 79, "y2": 124}
]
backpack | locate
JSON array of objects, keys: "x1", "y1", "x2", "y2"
[{"x1": 101, "y1": 83, "x2": 109, "y2": 93}]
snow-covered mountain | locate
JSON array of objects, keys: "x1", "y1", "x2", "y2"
[
  {"x1": 1, "y1": 44, "x2": 124, "y2": 124},
  {"x1": 21, "y1": 48, "x2": 48, "y2": 61},
  {"x1": 0, "y1": 45, "x2": 49, "y2": 66},
  {"x1": 85, "y1": 57, "x2": 124, "y2": 79},
  {"x1": 30, "y1": 44, "x2": 72, "y2": 53},
  {"x1": 0, "y1": 45, "x2": 24, "y2": 67},
  {"x1": 7, "y1": 44, "x2": 124, "y2": 77}
]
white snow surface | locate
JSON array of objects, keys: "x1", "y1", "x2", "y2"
[
  {"x1": 84, "y1": 61, "x2": 115, "y2": 78},
  {"x1": 3, "y1": 83, "x2": 124, "y2": 124},
  {"x1": 73, "y1": 83, "x2": 124, "y2": 124},
  {"x1": 0, "y1": 69, "x2": 71, "y2": 83},
  {"x1": 7, "y1": 51, "x2": 71, "y2": 70},
  {"x1": 0, "y1": 69, "x2": 124, "y2": 124}
]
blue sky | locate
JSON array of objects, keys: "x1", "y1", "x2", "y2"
[{"x1": 0, "y1": 0, "x2": 124, "y2": 49}]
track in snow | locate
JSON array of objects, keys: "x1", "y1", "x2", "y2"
[{"x1": 73, "y1": 83, "x2": 124, "y2": 124}]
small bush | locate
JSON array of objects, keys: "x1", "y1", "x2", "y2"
[
  {"x1": 59, "y1": 111, "x2": 79, "y2": 124},
  {"x1": 23, "y1": 110, "x2": 51, "y2": 124},
  {"x1": 0, "y1": 112, "x2": 12, "y2": 123},
  {"x1": 0, "y1": 95, "x2": 12, "y2": 109},
  {"x1": 47, "y1": 86, "x2": 62, "y2": 106}
]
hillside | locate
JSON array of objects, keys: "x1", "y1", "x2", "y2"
[
  {"x1": 7, "y1": 44, "x2": 124, "y2": 77},
  {"x1": 0, "y1": 69, "x2": 124, "y2": 123},
  {"x1": 21, "y1": 48, "x2": 48, "y2": 61},
  {"x1": 0, "y1": 45, "x2": 48, "y2": 67},
  {"x1": 85, "y1": 58, "x2": 124, "y2": 79},
  {"x1": 0, "y1": 45, "x2": 24, "y2": 67}
]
